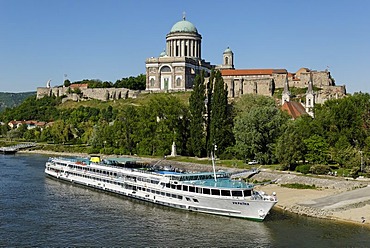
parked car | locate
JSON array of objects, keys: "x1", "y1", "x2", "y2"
[{"x1": 248, "y1": 160, "x2": 259, "y2": 165}]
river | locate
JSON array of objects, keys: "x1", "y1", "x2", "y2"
[{"x1": 1, "y1": 154, "x2": 370, "y2": 247}]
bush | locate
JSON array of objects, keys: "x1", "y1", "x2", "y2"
[
  {"x1": 296, "y1": 164, "x2": 311, "y2": 174},
  {"x1": 280, "y1": 183, "x2": 317, "y2": 189},
  {"x1": 310, "y1": 164, "x2": 330, "y2": 175}
]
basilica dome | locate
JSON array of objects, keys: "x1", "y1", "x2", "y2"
[{"x1": 170, "y1": 18, "x2": 198, "y2": 34}]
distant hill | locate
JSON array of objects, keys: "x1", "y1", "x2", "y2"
[{"x1": 0, "y1": 92, "x2": 36, "y2": 113}]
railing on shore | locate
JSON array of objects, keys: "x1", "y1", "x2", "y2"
[{"x1": 0, "y1": 143, "x2": 37, "y2": 154}]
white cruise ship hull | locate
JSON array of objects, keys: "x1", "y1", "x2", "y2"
[{"x1": 45, "y1": 158, "x2": 277, "y2": 221}]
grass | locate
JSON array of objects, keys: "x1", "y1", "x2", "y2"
[{"x1": 280, "y1": 183, "x2": 317, "y2": 189}]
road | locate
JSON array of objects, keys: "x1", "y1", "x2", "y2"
[{"x1": 300, "y1": 185, "x2": 370, "y2": 210}]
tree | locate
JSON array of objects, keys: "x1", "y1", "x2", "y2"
[
  {"x1": 64, "y1": 79, "x2": 71, "y2": 87},
  {"x1": 114, "y1": 74, "x2": 146, "y2": 90},
  {"x1": 209, "y1": 70, "x2": 232, "y2": 156},
  {"x1": 275, "y1": 120, "x2": 306, "y2": 170},
  {"x1": 189, "y1": 72, "x2": 206, "y2": 157},
  {"x1": 304, "y1": 134, "x2": 330, "y2": 164},
  {"x1": 233, "y1": 95, "x2": 289, "y2": 164}
]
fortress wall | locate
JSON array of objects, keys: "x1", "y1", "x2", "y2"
[
  {"x1": 36, "y1": 87, "x2": 51, "y2": 99},
  {"x1": 272, "y1": 73, "x2": 287, "y2": 88}
]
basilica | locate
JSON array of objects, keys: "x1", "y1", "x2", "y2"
[{"x1": 145, "y1": 15, "x2": 346, "y2": 116}]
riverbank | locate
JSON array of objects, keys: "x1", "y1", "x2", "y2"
[
  {"x1": 20, "y1": 149, "x2": 370, "y2": 227},
  {"x1": 255, "y1": 171, "x2": 370, "y2": 227}
]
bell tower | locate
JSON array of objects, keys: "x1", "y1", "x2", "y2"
[{"x1": 222, "y1": 47, "x2": 234, "y2": 69}]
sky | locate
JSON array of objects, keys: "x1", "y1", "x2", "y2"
[{"x1": 1, "y1": 0, "x2": 369, "y2": 93}]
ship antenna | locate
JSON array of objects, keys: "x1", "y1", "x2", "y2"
[{"x1": 211, "y1": 144, "x2": 217, "y2": 182}]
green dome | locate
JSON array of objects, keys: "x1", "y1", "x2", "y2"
[
  {"x1": 159, "y1": 50, "x2": 167, "y2": 57},
  {"x1": 170, "y1": 19, "x2": 198, "y2": 33},
  {"x1": 224, "y1": 47, "x2": 233, "y2": 53}
]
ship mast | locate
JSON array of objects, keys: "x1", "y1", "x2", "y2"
[{"x1": 211, "y1": 144, "x2": 217, "y2": 182}]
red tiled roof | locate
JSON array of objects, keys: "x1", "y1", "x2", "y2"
[
  {"x1": 281, "y1": 101, "x2": 307, "y2": 119},
  {"x1": 70, "y1": 83, "x2": 88, "y2": 88},
  {"x1": 221, "y1": 69, "x2": 287, "y2": 76}
]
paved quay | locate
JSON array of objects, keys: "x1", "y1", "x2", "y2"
[{"x1": 300, "y1": 185, "x2": 370, "y2": 210}]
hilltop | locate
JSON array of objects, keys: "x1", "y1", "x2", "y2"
[{"x1": 0, "y1": 92, "x2": 36, "y2": 113}]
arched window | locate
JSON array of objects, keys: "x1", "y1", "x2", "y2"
[
  {"x1": 225, "y1": 57, "x2": 229, "y2": 65},
  {"x1": 160, "y1": 66, "x2": 171, "y2": 73},
  {"x1": 150, "y1": 78, "x2": 155, "y2": 87},
  {"x1": 176, "y1": 77, "x2": 181, "y2": 87}
]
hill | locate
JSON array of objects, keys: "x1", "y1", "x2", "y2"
[{"x1": 0, "y1": 92, "x2": 36, "y2": 113}]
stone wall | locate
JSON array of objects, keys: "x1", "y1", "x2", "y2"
[{"x1": 37, "y1": 86, "x2": 138, "y2": 101}]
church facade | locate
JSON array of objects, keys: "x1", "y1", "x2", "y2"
[
  {"x1": 145, "y1": 16, "x2": 212, "y2": 91},
  {"x1": 145, "y1": 16, "x2": 346, "y2": 105}
]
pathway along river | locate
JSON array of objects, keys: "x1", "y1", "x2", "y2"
[{"x1": 1, "y1": 154, "x2": 370, "y2": 247}]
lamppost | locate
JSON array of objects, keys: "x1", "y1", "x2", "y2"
[{"x1": 360, "y1": 151, "x2": 364, "y2": 172}]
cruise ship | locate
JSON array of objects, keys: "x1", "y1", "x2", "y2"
[{"x1": 45, "y1": 156, "x2": 277, "y2": 221}]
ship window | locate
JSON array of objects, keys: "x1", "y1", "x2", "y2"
[
  {"x1": 243, "y1": 190, "x2": 252, "y2": 197},
  {"x1": 178, "y1": 195, "x2": 183, "y2": 200},
  {"x1": 211, "y1": 189, "x2": 220, "y2": 196},
  {"x1": 197, "y1": 187, "x2": 202, "y2": 194},
  {"x1": 176, "y1": 185, "x2": 182, "y2": 190},
  {"x1": 221, "y1": 190, "x2": 231, "y2": 196},
  {"x1": 166, "y1": 183, "x2": 170, "y2": 188},
  {"x1": 171, "y1": 194, "x2": 176, "y2": 198},
  {"x1": 193, "y1": 199, "x2": 199, "y2": 203},
  {"x1": 189, "y1": 186, "x2": 195, "y2": 192},
  {"x1": 186, "y1": 197, "x2": 191, "y2": 201},
  {"x1": 232, "y1": 191, "x2": 243, "y2": 197},
  {"x1": 166, "y1": 193, "x2": 171, "y2": 197},
  {"x1": 171, "y1": 184, "x2": 176, "y2": 189},
  {"x1": 183, "y1": 185, "x2": 188, "y2": 191},
  {"x1": 203, "y1": 188, "x2": 210, "y2": 195}
]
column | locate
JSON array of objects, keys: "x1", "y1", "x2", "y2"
[
  {"x1": 181, "y1": 40, "x2": 184, "y2": 57},
  {"x1": 190, "y1": 40, "x2": 193, "y2": 57}
]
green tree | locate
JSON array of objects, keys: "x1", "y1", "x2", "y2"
[
  {"x1": 209, "y1": 70, "x2": 232, "y2": 156},
  {"x1": 64, "y1": 79, "x2": 71, "y2": 87},
  {"x1": 275, "y1": 120, "x2": 306, "y2": 170},
  {"x1": 304, "y1": 134, "x2": 330, "y2": 164},
  {"x1": 189, "y1": 72, "x2": 206, "y2": 157},
  {"x1": 233, "y1": 96, "x2": 288, "y2": 164}
]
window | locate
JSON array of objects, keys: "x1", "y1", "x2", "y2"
[
  {"x1": 211, "y1": 189, "x2": 220, "y2": 196},
  {"x1": 150, "y1": 78, "x2": 155, "y2": 87},
  {"x1": 189, "y1": 186, "x2": 195, "y2": 193},
  {"x1": 203, "y1": 188, "x2": 210, "y2": 195},
  {"x1": 232, "y1": 191, "x2": 243, "y2": 197},
  {"x1": 221, "y1": 190, "x2": 231, "y2": 196},
  {"x1": 160, "y1": 66, "x2": 171, "y2": 73},
  {"x1": 183, "y1": 185, "x2": 188, "y2": 191},
  {"x1": 243, "y1": 190, "x2": 252, "y2": 197},
  {"x1": 225, "y1": 57, "x2": 229, "y2": 65},
  {"x1": 176, "y1": 77, "x2": 181, "y2": 87}
]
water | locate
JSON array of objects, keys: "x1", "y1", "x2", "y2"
[{"x1": 1, "y1": 154, "x2": 370, "y2": 247}]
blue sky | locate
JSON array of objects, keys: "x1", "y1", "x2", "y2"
[{"x1": 1, "y1": 0, "x2": 369, "y2": 93}]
